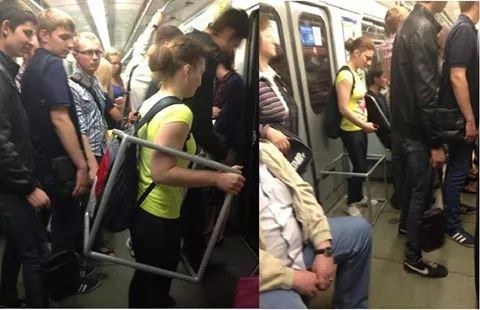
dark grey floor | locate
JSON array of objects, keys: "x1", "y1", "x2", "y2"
[
  {"x1": 2, "y1": 181, "x2": 477, "y2": 308},
  {"x1": 311, "y1": 182, "x2": 477, "y2": 309},
  {"x1": 3, "y1": 229, "x2": 257, "y2": 308}
]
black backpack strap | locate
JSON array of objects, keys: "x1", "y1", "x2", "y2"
[
  {"x1": 337, "y1": 65, "x2": 355, "y2": 96},
  {"x1": 134, "y1": 96, "x2": 183, "y2": 134},
  {"x1": 124, "y1": 64, "x2": 140, "y2": 116},
  {"x1": 136, "y1": 182, "x2": 156, "y2": 207},
  {"x1": 69, "y1": 76, "x2": 105, "y2": 113},
  {"x1": 134, "y1": 95, "x2": 183, "y2": 205}
]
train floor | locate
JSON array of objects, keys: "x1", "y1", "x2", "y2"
[
  {"x1": 0, "y1": 227, "x2": 257, "y2": 307},
  {"x1": 311, "y1": 181, "x2": 477, "y2": 309},
  {"x1": 0, "y1": 182, "x2": 476, "y2": 308}
]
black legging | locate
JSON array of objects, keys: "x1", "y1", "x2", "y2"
[
  {"x1": 128, "y1": 208, "x2": 181, "y2": 308},
  {"x1": 340, "y1": 130, "x2": 368, "y2": 204}
]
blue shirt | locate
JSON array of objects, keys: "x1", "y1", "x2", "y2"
[
  {"x1": 69, "y1": 68, "x2": 107, "y2": 156},
  {"x1": 21, "y1": 48, "x2": 82, "y2": 175}
]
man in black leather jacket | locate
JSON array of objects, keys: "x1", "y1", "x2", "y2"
[
  {"x1": 0, "y1": 1, "x2": 50, "y2": 307},
  {"x1": 390, "y1": 1, "x2": 447, "y2": 278}
]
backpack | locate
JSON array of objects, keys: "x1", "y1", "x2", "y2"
[
  {"x1": 324, "y1": 66, "x2": 355, "y2": 139},
  {"x1": 94, "y1": 96, "x2": 182, "y2": 232}
]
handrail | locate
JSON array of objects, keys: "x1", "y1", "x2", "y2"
[{"x1": 83, "y1": 129, "x2": 240, "y2": 283}]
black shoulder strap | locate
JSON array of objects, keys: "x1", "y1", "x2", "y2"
[
  {"x1": 134, "y1": 95, "x2": 183, "y2": 134},
  {"x1": 337, "y1": 65, "x2": 356, "y2": 96},
  {"x1": 134, "y1": 95, "x2": 184, "y2": 206},
  {"x1": 69, "y1": 76, "x2": 104, "y2": 113}
]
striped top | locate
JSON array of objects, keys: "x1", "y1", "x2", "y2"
[{"x1": 259, "y1": 66, "x2": 290, "y2": 137}]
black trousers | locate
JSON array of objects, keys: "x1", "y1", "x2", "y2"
[
  {"x1": 129, "y1": 208, "x2": 181, "y2": 308},
  {"x1": 180, "y1": 187, "x2": 206, "y2": 269},
  {"x1": 340, "y1": 130, "x2": 368, "y2": 204}
]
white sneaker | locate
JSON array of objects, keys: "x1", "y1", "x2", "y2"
[
  {"x1": 352, "y1": 197, "x2": 378, "y2": 208},
  {"x1": 344, "y1": 205, "x2": 362, "y2": 216}
]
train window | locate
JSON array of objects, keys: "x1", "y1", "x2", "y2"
[
  {"x1": 260, "y1": 4, "x2": 291, "y2": 89},
  {"x1": 341, "y1": 17, "x2": 358, "y2": 61},
  {"x1": 298, "y1": 13, "x2": 332, "y2": 114}
]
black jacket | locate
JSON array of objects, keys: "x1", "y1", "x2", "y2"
[
  {"x1": 390, "y1": 4, "x2": 443, "y2": 148},
  {"x1": 0, "y1": 51, "x2": 37, "y2": 195},
  {"x1": 184, "y1": 30, "x2": 227, "y2": 161}
]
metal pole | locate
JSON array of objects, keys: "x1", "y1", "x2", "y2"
[
  {"x1": 83, "y1": 130, "x2": 241, "y2": 283},
  {"x1": 197, "y1": 195, "x2": 234, "y2": 279},
  {"x1": 84, "y1": 137, "x2": 130, "y2": 255}
]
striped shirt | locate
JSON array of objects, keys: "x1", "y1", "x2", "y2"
[{"x1": 259, "y1": 66, "x2": 290, "y2": 137}]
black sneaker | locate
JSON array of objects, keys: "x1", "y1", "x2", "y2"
[
  {"x1": 80, "y1": 265, "x2": 97, "y2": 278},
  {"x1": 459, "y1": 203, "x2": 476, "y2": 214},
  {"x1": 446, "y1": 229, "x2": 475, "y2": 247},
  {"x1": 398, "y1": 226, "x2": 406, "y2": 235},
  {"x1": 76, "y1": 274, "x2": 101, "y2": 295},
  {"x1": 403, "y1": 258, "x2": 448, "y2": 278}
]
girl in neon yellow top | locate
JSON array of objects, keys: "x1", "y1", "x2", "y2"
[
  {"x1": 336, "y1": 69, "x2": 368, "y2": 131},
  {"x1": 335, "y1": 36, "x2": 377, "y2": 217},
  {"x1": 129, "y1": 37, "x2": 246, "y2": 308}
]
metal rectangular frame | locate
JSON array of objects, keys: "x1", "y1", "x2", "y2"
[
  {"x1": 319, "y1": 152, "x2": 389, "y2": 224},
  {"x1": 83, "y1": 129, "x2": 240, "y2": 283}
]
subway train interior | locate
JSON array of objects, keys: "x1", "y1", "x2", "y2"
[{"x1": 0, "y1": 0, "x2": 478, "y2": 308}]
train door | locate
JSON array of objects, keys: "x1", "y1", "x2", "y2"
[
  {"x1": 285, "y1": 1, "x2": 346, "y2": 210},
  {"x1": 259, "y1": 1, "x2": 321, "y2": 195}
]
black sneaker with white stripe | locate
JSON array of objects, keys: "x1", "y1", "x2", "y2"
[
  {"x1": 446, "y1": 229, "x2": 475, "y2": 247},
  {"x1": 77, "y1": 273, "x2": 101, "y2": 295},
  {"x1": 403, "y1": 258, "x2": 448, "y2": 278}
]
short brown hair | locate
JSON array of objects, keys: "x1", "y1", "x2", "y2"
[
  {"x1": 209, "y1": 7, "x2": 249, "y2": 39},
  {"x1": 37, "y1": 8, "x2": 75, "y2": 33},
  {"x1": 459, "y1": 1, "x2": 477, "y2": 12},
  {"x1": 152, "y1": 25, "x2": 183, "y2": 46},
  {"x1": 148, "y1": 36, "x2": 206, "y2": 83},
  {"x1": 259, "y1": 13, "x2": 270, "y2": 32},
  {"x1": 384, "y1": 6, "x2": 408, "y2": 35},
  {"x1": 0, "y1": 0, "x2": 37, "y2": 31},
  {"x1": 344, "y1": 36, "x2": 375, "y2": 53}
]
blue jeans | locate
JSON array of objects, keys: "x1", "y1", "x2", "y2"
[
  {"x1": 0, "y1": 194, "x2": 49, "y2": 307},
  {"x1": 443, "y1": 141, "x2": 474, "y2": 233},
  {"x1": 392, "y1": 134, "x2": 433, "y2": 262},
  {"x1": 260, "y1": 217, "x2": 372, "y2": 309}
]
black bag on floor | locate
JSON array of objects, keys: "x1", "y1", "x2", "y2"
[
  {"x1": 40, "y1": 250, "x2": 80, "y2": 301},
  {"x1": 419, "y1": 207, "x2": 445, "y2": 252}
]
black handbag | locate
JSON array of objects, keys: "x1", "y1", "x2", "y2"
[
  {"x1": 419, "y1": 207, "x2": 446, "y2": 252},
  {"x1": 419, "y1": 168, "x2": 446, "y2": 252},
  {"x1": 271, "y1": 125, "x2": 313, "y2": 175},
  {"x1": 40, "y1": 250, "x2": 81, "y2": 301},
  {"x1": 437, "y1": 107, "x2": 465, "y2": 144}
]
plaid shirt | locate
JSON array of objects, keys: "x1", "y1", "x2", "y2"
[
  {"x1": 69, "y1": 68, "x2": 107, "y2": 156},
  {"x1": 378, "y1": 34, "x2": 396, "y2": 83}
]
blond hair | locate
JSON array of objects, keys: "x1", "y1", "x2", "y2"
[
  {"x1": 104, "y1": 47, "x2": 121, "y2": 62},
  {"x1": 37, "y1": 8, "x2": 75, "y2": 33},
  {"x1": 96, "y1": 58, "x2": 113, "y2": 98},
  {"x1": 74, "y1": 32, "x2": 101, "y2": 51}
]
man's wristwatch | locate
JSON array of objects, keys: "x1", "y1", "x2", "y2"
[{"x1": 315, "y1": 247, "x2": 333, "y2": 257}]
